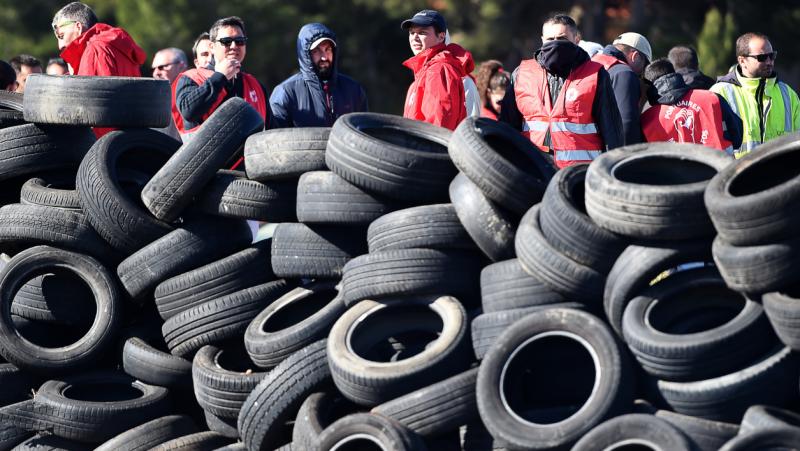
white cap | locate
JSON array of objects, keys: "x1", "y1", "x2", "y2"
[
  {"x1": 613, "y1": 32, "x2": 652, "y2": 62},
  {"x1": 310, "y1": 37, "x2": 336, "y2": 51}
]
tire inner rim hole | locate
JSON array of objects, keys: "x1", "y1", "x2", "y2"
[
  {"x1": 483, "y1": 133, "x2": 543, "y2": 176},
  {"x1": 63, "y1": 382, "x2": 142, "y2": 402},
  {"x1": 12, "y1": 268, "x2": 96, "y2": 348},
  {"x1": 261, "y1": 289, "x2": 336, "y2": 333},
  {"x1": 215, "y1": 343, "x2": 258, "y2": 373},
  {"x1": 350, "y1": 305, "x2": 443, "y2": 363},
  {"x1": 647, "y1": 284, "x2": 744, "y2": 334},
  {"x1": 604, "y1": 440, "x2": 661, "y2": 451},
  {"x1": 502, "y1": 333, "x2": 597, "y2": 425},
  {"x1": 612, "y1": 156, "x2": 717, "y2": 185},
  {"x1": 331, "y1": 434, "x2": 387, "y2": 451},
  {"x1": 728, "y1": 149, "x2": 800, "y2": 196},
  {"x1": 359, "y1": 126, "x2": 447, "y2": 155},
  {"x1": 568, "y1": 173, "x2": 588, "y2": 215}
]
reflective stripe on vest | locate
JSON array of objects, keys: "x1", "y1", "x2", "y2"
[
  {"x1": 778, "y1": 82, "x2": 792, "y2": 131},
  {"x1": 550, "y1": 122, "x2": 598, "y2": 134},
  {"x1": 522, "y1": 121, "x2": 549, "y2": 132},
  {"x1": 554, "y1": 150, "x2": 602, "y2": 161},
  {"x1": 722, "y1": 145, "x2": 734, "y2": 156},
  {"x1": 718, "y1": 84, "x2": 740, "y2": 117}
]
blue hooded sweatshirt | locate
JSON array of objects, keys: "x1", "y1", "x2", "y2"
[{"x1": 269, "y1": 23, "x2": 368, "y2": 127}]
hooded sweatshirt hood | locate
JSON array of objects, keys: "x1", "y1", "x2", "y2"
[
  {"x1": 61, "y1": 23, "x2": 146, "y2": 74},
  {"x1": 650, "y1": 72, "x2": 690, "y2": 105},
  {"x1": 444, "y1": 43, "x2": 475, "y2": 77},
  {"x1": 297, "y1": 22, "x2": 338, "y2": 84}
]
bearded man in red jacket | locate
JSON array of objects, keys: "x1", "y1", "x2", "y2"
[{"x1": 52, "y1": 2, "x2": 145, "y2": 77}]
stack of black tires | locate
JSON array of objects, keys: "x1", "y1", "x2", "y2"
[{"x1": 0, "y1": 74, "x2": 799, "y2": 451}]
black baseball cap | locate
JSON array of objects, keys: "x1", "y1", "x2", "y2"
[{"x1": 401, "y1": 10, "x2": 447, "y2": 32}]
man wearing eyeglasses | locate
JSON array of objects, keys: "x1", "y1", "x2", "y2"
[
  {"x1": 152, "y1": 48, "x2": 188, "y2": 84},
  {"x1": 173, "y1": 16, "x2": 269, "y2": 138},
  {"x1": 711, "y1": 32, "x2": 800, "y2": 158},
  {"x1": 52, "y1": 2, "x2": 145, "y2": 77}
]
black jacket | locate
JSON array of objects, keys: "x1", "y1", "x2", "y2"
[
  {"x1": 676, "y1": 67, "x2": 715, "y2": 90},
  {"x1": 596, "y1": 45, "x2": 643, "y2": 145}
]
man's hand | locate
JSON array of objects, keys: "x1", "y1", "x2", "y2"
[{"x1": 215, "y1": 57, "x2": 241, "y2": 80}]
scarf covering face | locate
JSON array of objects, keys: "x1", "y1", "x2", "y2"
[{"x1": 537, "y1": 40, "x2": 580, "y2": 78}]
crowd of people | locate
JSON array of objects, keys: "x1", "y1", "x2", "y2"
[{"x1": 2, "y1": 2, "x2": 799, "y2": 164}]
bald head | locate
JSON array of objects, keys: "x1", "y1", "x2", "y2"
[{"x1": 152, "y1": 47, "x2": 188, "y2": 83}]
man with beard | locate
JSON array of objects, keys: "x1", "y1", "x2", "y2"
[
  {"x1": 711, "y1": 32, "x2": 800, "y2": 157},
  {"x1": 500, "y1": 14, "x2": 622, "y2": 169},
  {"x1": 270, "y1": 23, "x2": 368, "y2": 128}
]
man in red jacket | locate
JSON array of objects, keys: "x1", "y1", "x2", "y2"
[
  {"x1": 52, "y1": 2, "x2": 145, "y2": 77},
  {"x1": 401, "y1": 10, "x2": 467, "y2": 130}
]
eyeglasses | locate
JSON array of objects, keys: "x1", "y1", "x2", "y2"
[
  {"x1": 52, "y1": 20, "x2": 76, "y2": 37},
  {"x1": 152, "y1": 61, "x2": 179, "y2": 71},
  {"x1": 745, "y1": 52, "x2": 777, "y2": 62},
  {"x1": 216, "y1": 37, "x2": 248, "y2": 47}
]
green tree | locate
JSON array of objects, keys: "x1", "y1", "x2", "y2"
[{"x1": 697, "y1": 7, "x2": 736, "y2": 79}]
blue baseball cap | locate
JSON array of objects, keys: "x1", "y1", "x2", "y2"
[{"x1": 401, "y1": 10, "x2": 447, "y2": 32}]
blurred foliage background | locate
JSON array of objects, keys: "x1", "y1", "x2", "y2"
[{"x1": 1, "y1": 0, "x2": 799, "y2": 114}]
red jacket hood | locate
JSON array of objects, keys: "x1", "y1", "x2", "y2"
[
  {"x1": 61, "y1": 23, "x2": 146, "y2": 73},
  {"x1": 403, "y1": 43, "x2": 468, "y2": 77},
  {"x1": 445, "y1": 43, "x2": 475, "y2": 76}
]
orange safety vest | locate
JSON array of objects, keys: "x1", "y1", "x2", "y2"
[
  {"x1": 514, "y1": 59, "x2": 604, "y2": 168},
  {"x1": 591, "y1": 52, "x2": 624, "y2": 72},
  {"x1": 171, "y1": 68, "x2": 268, "y2": 135},
  {"x1": 641, "y1": 89, "x2": 734, "y2": 154}
]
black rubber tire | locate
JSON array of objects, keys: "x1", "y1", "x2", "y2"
[
  {"x1": 719, "y1": 427, "x2": 800, "y2": 451},
  {"x1": 0, "y1": 110, "x2": 25, "y2": 130},
  {"x1": 23, "y1": 74, "x2": 171, "y2": 127},
  {"x1": 122, "y1": 337, "x2": 192, "y2": 388},
  {"x1": 0, "y1": 123, "x2": 95, "y2": 182},
  {"x1": 585, "y1": 143, "x2": 731, "y2": 240},
  {"x1": 325, "y1": 112, "x2": 456, "y2": 203},
  {"x1": 244, "y1": 127, "x2": 329, "y2": 181},
  {"x1": 654, "y1": 346, "x2": 800, "y2": 422},
  {"x1": 572, "y1": 413, "x2": 692, "y2": 451},
  {"x1": 142, "y1": 97, "x2": 265, "y2": 222},
  {"x1": 19, "y1": 174, "x2": 81, "y2": 211},
  {"x1": 0, "y1": 91, "x2": 23, "y2": 111},
  {"x1": 0, "y1": 362, "x2": 36, "y2": 406},
  {"x1": 739, "y1": 405, "x2": 800, "y2": 437},
  {"x1": 448, "y1": 116, "x2": 555, "y2": 214},
  {"x1": 476, "y1": 308, "x2": 633, "y2": 450},
  {"x1": 316, "y1": 413, "x2": 427, "y2": 451},
  {"x1": 0, "y1": 203, "x2": 115, "y2": 261},
  {"x1": 292, "y1": 392, "x2": 361, "y2": 451},
  {"x1": 116, "y1": 215, "x2": 252, "y2": 300},
  {"x1": 470, "y1": 303, "x2": 587, "y2": 361},
  {"x1": 196, "y1": 170, "x2": 297, "y2": 222},
  {"x1": 148, "y1": 431, "x2": 231, "y2": 451},
  {"x1": 154, "y1": 239, "x2": 274, "y2": 321},
  {"x1": 705, "y1": 133, "x2": 800, "y2": 246},
  {"x1": 449, "y1": 172, "x2": 517, "y2": 262},
  {"x1": 712, "y1": 234, "x2": 800, "y2": 294},
  {"x1": 76, "y1": 129, "x2": 179, "y2": 255},
  {"x1": 270, "y1": 223, "x2": 367, "y2": 279},
  {"x1": 514, "y1": 204, "x2": 605, "y2": 303},
  {"x1": 0, "y1": 372, "x2": 170, "y2": 443},
  {"x1": 11, "y1": 271, "x2": 94, "y2": 327},
  {"x1": 161, "y1": 280, "x2": 294, "y2": 358},
  {"x1": 479, "y1": 259, "x2": 566, "y2": 313},
  {"x1": 339, "y1": 248, "x2": 484, "y2": 307},
  {"x1": 0, "y1": 246, "x2": 121, "y2": 373},
  {"x1": 244, "y1": 281, "x2": 344, "y2": 369},
  {"x1": 366, "y1": 204, "x2": 475, "y2": 253},
  {"x1": 10, "y1": 433, "x2": 89, "y2": 451},
  {"x1": 296, "y1": 171, "x2": 403, "y2": 225},
  {"x1": 203, "y1": 410, "x2": 239, "y2": 439},
  {"x1": 371, "y1": 367, "x2": 479, "y2": 437},
  {"x1": 539, "y1": 164, "x2": 626, "y2": 272},
  {"x1": 656, "y1": 409, "x2": 739, "y2": 451},
  {"x1": 328, "y1": 296, "x2": 471, "y2": 406},
  {"x1": 238, "y1": 340, "x2": 332, "y2": 451},
  {"x1": 763, "y1": 288, "x2": 800, "y2": 351},
  {"x1": 0, "y1": 424, "x2": 31, "y2": 451},
  {"x1": 94, "y1": 415, "x2": 199, "y2": 451},
  {"x1": 622, "y1": 267, "x2": 777, "y2": 381},
  {"x1": 604, "y1": 240, "x2": 713, "y2": 336},
  {"x1": 192, "y1": 344, "x2": 267, "y2": 420}
]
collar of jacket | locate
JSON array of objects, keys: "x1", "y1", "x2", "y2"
[
  {"x1": 60, "y1": 23, "x2": 146, "y2": 74},
  {"x1": 601, "y1": 44, "x2": 628, "y2": 65},
  {"x1": 402, "y1": 43, "x2": 450, "y2": 74},
  {"x1": 652, "y1": 72, "x2": 690, "y2": 104},
  {"x1": 716, "y1": 65, "x2": 778, "y2": 88}
]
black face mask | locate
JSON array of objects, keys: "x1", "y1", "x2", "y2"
[{"x1": 537, "y1": 40, "x2": 579, "y2": 78}]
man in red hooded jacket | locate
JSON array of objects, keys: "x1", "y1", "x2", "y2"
[
  {"x1": 401, "y1": 10, "x2": 467, "y2": 130},
  {"x1": 52, "y1": 2, "x2": 145, "y2": 77}
]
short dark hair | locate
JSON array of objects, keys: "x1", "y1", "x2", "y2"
[
  {"x1": 210, "y1": 16, "x2": 246, "y2": 42},
  {"x1": 9, "y1": 55, "x2": 42, "y2": 73},
  {"x1": 644, "y1": 58, "x2": 675, "y2": 84},
  {"x1": 52, "y1": 2, "x2": 98, "y2": 30},
  {"x1": 0, "y1": 60, "x2": 17, "y2": 90},
  {"x1": 192, "y1": 32, "x2": 210, "y2": 59},
  {"x1": 543, "y1": 13, "x2": 578, "y2": 36},
  {"x1": 668, "y1": 46, "x2": 699, "y2": 70},
  {"x1": 736, "y1": 32, "x2": 770, "y2": 57},
  {"x1": 47, "y1": 57, "x2": 68, "y2": 70}
]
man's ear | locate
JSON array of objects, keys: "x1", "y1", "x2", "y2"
[{"x1": 75, "y1": 21, "x2": 85, "y2": 34}]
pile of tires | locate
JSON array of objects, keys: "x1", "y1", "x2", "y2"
[{"x1": 0, "y1": 74, "x2": 799, "y2": 450}]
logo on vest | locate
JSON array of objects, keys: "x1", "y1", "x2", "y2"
[
  {"x1": 565, "y1": 88, "x2": 579, "y2": 103},
  {"x1": 249, "y1": 90, "x2": 259, "y2": 103},
  {"x1": 665, "y1": 106, "x2": 709, "y2": 145}
]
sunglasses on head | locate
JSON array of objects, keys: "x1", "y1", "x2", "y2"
[
  {"x1": 217, "y1": 37, "x2": 248, "y2": 47},
  {"x1": 745, "y1": 51, "x2": 777, "y2": 62}
]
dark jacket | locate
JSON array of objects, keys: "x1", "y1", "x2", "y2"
[
  {"x1": 676, "y1": 67, "x2": 715, "y2": 90},
  {"x1": 270, "y1": 23, "x2": 368, "y2": 128},
  {"x1": 499, "y1": 45, "x2": 624, "y2": 152},
  {"x1": 596, "y1": 45, "x2": 642, "y2": 145},
  {"x1": 174, "y1": 70, "x2": 269, "y2": 131},
  {"x1": 646, "y1": 72, "x2": 743, "y2": 149}
]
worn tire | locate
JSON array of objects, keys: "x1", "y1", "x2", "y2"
[
  {"x1": 270, "y1": 223, "x2": 367, "y2": 279},
  {"x1": 763, "y1": 288, "x2": 800, "y2": 351},
  {"x1": 296, "y1": 171, "x2": 403, "y2": 225},
  {"x1": 316, "y1": 413, "x2": 426, "y2": 451},
  {"x1": 19, "y1": 174, "x2": 81, "y2": 211},
  {"x1": 572, "y1": 414, "x2": 692, "y2": 451},
  {"x1": 244, "y1": 127, "x2": 329, "y2": 181},
  {"x1": 292, "y1": 392, "x2": 360, "y2": 451},
  {"x1": 0, "y1": 123, "x2": 95, "y2": 182},
  {"x1": 94, "y1": 415, "x2": 199, "y2": 451},
  {"x1": 479, "y1": 259, "x2": 565, "y2": 313},
  {"x1": 122, "y1": 337, "x2": 192, "y2": 388},
  {"x1": 366, "y1": 204, "x2": 475, "y2": 253},
  {"x1": 192, "y1": 344, "x2": 266, "y2": 420},
  {"x1": 712, "y1": 234, "x2": 800, "y2": 294},
  {"x1": 196, "y1": 170, "x2": 297, "y2": 222}
]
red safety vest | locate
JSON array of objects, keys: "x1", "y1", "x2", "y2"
[
  {"x1": 171, "y1": 68, "x2": 267, "y2": 135},
  {"x1": 514, "y1": 59, "x2": 604, "y2": 168},
  {"x1": 641, "y1": 90, "x2": 733, "y2": 154},
  {"x1": 591, "y1": 52, "x2": 624, "y2": 72}
]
